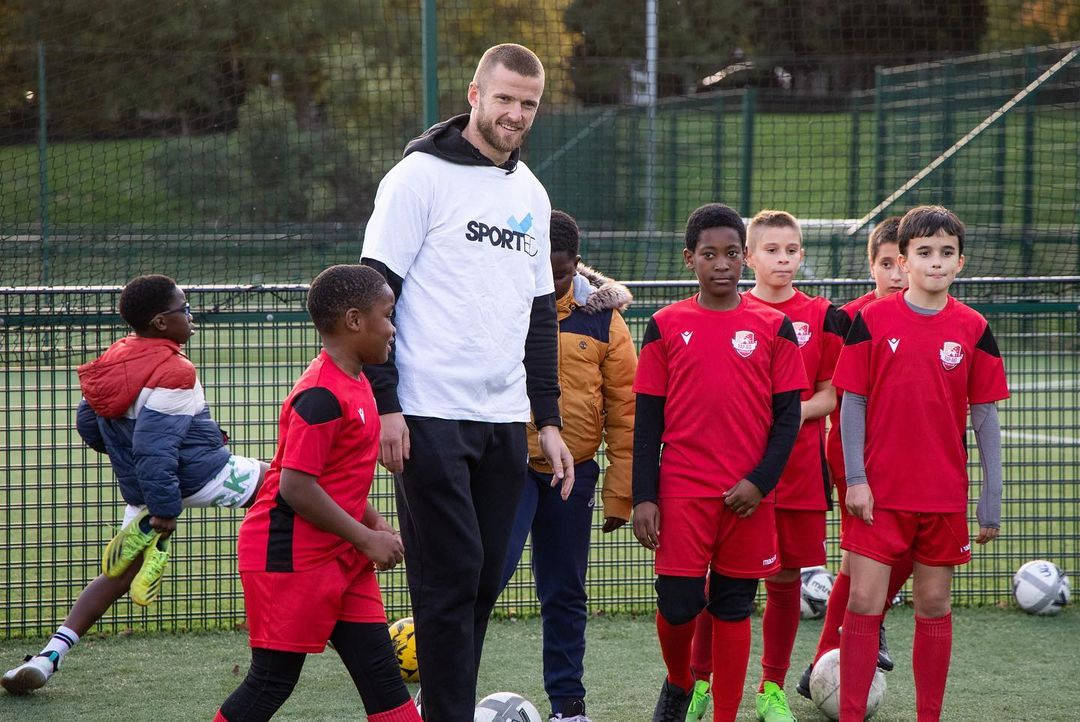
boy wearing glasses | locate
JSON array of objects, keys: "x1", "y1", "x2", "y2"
[{"x1": 2, "y1": 274, "x2": 266, "y2": 695}]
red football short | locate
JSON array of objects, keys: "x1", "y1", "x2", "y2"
[
  {"x1": 775, "y1": 508, "x2": 827, "y2": 568},
  {"x1": 655, "y1": 496, "x2": 780, "y2": 579},
  {"x1": 834, "y1": 475, "x2": 849, "y2": 516},
  {"x1": 241, "y1": 547, "x2": 386, "y2": 653},
  {"x1": 841, "y1": 509, "x2": 971, "y2": 567}
]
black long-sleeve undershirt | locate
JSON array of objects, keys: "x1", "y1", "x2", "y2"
[
  {"x1": 524, "y1": 292, "x2": 562, "y2": 429},
  {"x1": 631, "y1": 388, "x2": 802, "y2": 506}
]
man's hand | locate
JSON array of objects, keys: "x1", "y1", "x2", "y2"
[
  {"x1": 975, "y1": 526, "x2": 999, "y2": 544},
  {"x1": 538, "y1": 425, "x2": 575, "y2": 500},
  {"x1": 845, "y1": 483, "x2": 874, "y2": 524},
  {"x1": 632, "y1": 501, "x2": 659, "y2": 550},
  {"x1": 378, "y1": 412, "x2": 410, "y2": 474},
  {"x1": 722, "y1": 479, "x2": 763, "y2": 518},
  {"x1": 149, "y1": 516, "x2": 177, "y2": 539},
  {"x1": 602, "y1": 516, "x2": 627, "y2": 533},
  {"x1": 357, "y1": 528, "x2": 405, "y2": 570}
]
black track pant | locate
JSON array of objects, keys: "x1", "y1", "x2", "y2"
[
  {"x1": 219, "y1": 621, "x2": 410, "y2": 721},
  {"x1": 396, "y1": 417, "x2": 527, "y2": 722}
]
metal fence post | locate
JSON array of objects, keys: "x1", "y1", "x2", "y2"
[
  {"x1": 713, "y1": 93, "x2": 725, "y2": 201},
  {"x1": 740, "y1": 87, "x2": 756, "y2": 217},
  {"x1": 942, "y1": 60, "x2": 956, "y2": 208},
  {"x1": 873, "y1": 66, "x2": 886, "y2": 220},
  {"x1": 1021, "y1": 47, "x2": 1036, "y2": 276},
  {"x1": 842, "y1": 94, "x2": 862, "y2": 276},
  {"x1": 421, "y1": 0, "x2": 438, "y2": 129},
  {"x1": 37, "y1": 40, "x2": 49, "y2": 284}
]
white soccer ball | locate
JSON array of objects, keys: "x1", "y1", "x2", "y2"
[
  {"x1": 1013, "y1": 560, "x2": 1070, "y2": 615},
  {"x1": 800, "y1": 566, "x2": 835, "y2": 619},
  {"x1": 809, "y1": 648, "x2": 886, "y2": 720},
  {"x1": 474, "y1": 692, "x2": 542, "y2": 722}
]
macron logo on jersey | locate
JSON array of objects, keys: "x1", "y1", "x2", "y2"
[
  {"x1": 888, "y1": 337, "x2": 900, "y2": 353},
  {"x1": 940, "y1": 341, "x2": 964, "y2": 370},
  {"x1": 792, "y1": 321, "x2": 811, "y2": 347},
  {"x1": 358, "y1": 407, "x2": 366, "y2": 423},
  {"x1": 732, "y1": 330, "x2": 758, "y2": 358},
  {"x1": 681, "y1": 331, "x2": 693, "y2": 345}
]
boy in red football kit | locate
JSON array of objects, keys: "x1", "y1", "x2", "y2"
[
  {"x1": 216, "y1": 265, "x2": 419, "y2": 722},
  {"x1": 742, "y1": 211, "x2": 849, "y2": 721},
  {"x1": 794, "y1": 216, "x2": 910, "y2": 700},
  {"x1": 631, "y1": 203, "x2": 807, "y2": 722},
  {"x1": 833, "y1": 206, "x2": 1008, "y2": 721}
]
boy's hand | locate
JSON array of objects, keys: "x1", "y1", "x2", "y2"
[
  {"x1": 602, "y1": 516, "x2": 627, "y2": 533},
  {"x1": 845, "y1": 483, "x2": 874, "y2": 524},
  {"x1": 357, "y1": 528, "x2": 405, "y2": 570},
  {"x1": 378, "y1": 412, "x2": 411, "y2": 474},
  {"x1": 149, "y1": 516, "x2": 177, "y2": 539},
  {"x1": 632, "y1": 502, "x2": 659, "y2": 550},
  {"x1": 538, "y1": 426, "x2": 575, "y2": 500},
  {"x1": 976, "y1": 526, "x2": 999, "y2": 544},
  {"x1": 722, "y1": 479, "x2": 763, "y2": 518}
]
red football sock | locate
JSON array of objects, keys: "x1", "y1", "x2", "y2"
[
  {"x1": 213, "y1": 711, "x2": 228, "y2": 722},
  {"x1": 656, "y1": 611, "x2": 696, "y2": 693},
  {"x1": 913, "y1": 614, "x2": 952, "y2": 722},
  {"x1": 710, "y1": 617, "x2": 751, "y2": 722},
  {"x1": 759, "y1": 578, "x2": 801, "y2": 690},
  {"x1": 814, "y1": 572, "x2": 850, "y2": 663},
  {"x1": 690, "y1": 611, "x2": 713, "y2": 681},
  {"x1": 367, "y1": 700, "x2": 423, "y2": 722},
  {"x1": 838, "y1": 610, "x2": 883, "y2": 721},
  {"x1": 884, "y1": 557, "x2": 914, "y2": 611}
]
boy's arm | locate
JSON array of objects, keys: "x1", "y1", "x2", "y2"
[
  {"x1": 840, "y1": 391, "x2": 873, "y2": 523},
  {"x1": 801, "y1": 379, "x2": 837, "y2": 424},
  {"x1": 631, "y1": 392, "x2": 665, "y2": 550},
  {"x1": 971, "y1": 402, "x2": 1003, "y2": 542},
  {"x1": 76, "y1": 398, "x2": 107, "y2": 454},
  {"x1": 743, "y1": 389, "x2": 802, "y2": 496},
  {"x1": 361, "y1": 503, "x2": 395, "y2": 535},
  {"x1": 279, "y1": 468, "x2": 403, "y2": 569},
  {"x1": 599, "y1": 311, "x2": 637, "y2": 524},
  {"x1": 132, "y1": 389, "x2": 199, "y2": 520}
]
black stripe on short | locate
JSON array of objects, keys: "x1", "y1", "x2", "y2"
[{"x1": 266, "y1": 491, "x2": 295, "y2": 572}]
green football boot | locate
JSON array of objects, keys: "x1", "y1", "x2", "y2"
[
  {"x1": 756, "y1": 681, "x2": 797, "y2": 722},
  {"x1": 686, "y1": 679, "x2": 711, "y2": 720},
  {"x1": 101, "y1": 509, "x2": 157, "y2": 578},
  {"x1": 129, "y1": 535, "x2": 170, "y2": 606}
]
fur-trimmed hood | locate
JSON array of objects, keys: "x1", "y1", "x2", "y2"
[{"x1": 568, "y1": 263, "x2": 633, "y2": 314}]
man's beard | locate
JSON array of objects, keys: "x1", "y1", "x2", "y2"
[{"x1": 477, "y1": 112, "x2": 529, "y2": 154}]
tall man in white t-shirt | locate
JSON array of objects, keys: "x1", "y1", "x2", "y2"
[{"x1": 361, "y1": 43, "x2": 575, "y2": 721}]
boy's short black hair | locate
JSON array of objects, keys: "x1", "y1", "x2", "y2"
[
  {"x1": 867, "y1": 215, "x2": 902, "y2": 263},
  {"x1": 684, "y1": 203, "x2": 745, "y2": 251},
  {"x1": 550, "y1": 210, "x2": 580, "y2": 257},
  {"x1": 898, "y1": 205, "x2": 965, "y2": 256},
  {"x1": 307, "y1": 265, "x2": 389, "y2": 334},
  {"x1": 118, "y1": 274, "x2": 178, "y2": 331}
]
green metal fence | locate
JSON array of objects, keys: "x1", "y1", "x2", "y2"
[{"x1": 2, "y1": 278, "x2": 1076, "y2": 639}]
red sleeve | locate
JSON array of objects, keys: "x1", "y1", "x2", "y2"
[
  {"x1": 632, "y1": 316, "x2": 668, "y2": 397},
  {"x1": 969, "y1": 322, "x2": 1009, "y2": 403},
  {"x1": 772, "y1": 317, "x2": 809, "y2": 394},
  {"x1": 817, "y1": 303, "x2": 849, "y2": 382},
  {"x1": 832, "y1": 311, "x2": 872, "y2": 395},
  {"x1": 281, "y1": 387, "x2": 343, "y2": 477}
]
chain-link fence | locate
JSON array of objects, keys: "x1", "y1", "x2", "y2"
[
  {"x1": 3, "y1": 278, "x2": 1076, "y2": 638},
  {"x1": 2, "y1": 3, "x2": 1078, "y2": 285}
]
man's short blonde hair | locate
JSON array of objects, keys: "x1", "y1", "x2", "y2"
[
  {"x1": 473, "y1": 44, "x2": 544, "y2": 87},
  {"x1": 747, "y1": 210, "x2": 802, "y2": 250}
]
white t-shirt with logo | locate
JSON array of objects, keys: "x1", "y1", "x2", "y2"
[{"x1": 361, "y1": 151, "x2": 553, "y2": 423}]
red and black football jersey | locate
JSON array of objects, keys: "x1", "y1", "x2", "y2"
[
  {"x1": 826, "y1": 290, "x2": 877, "y2": 484},
  {"x1": 832, "y1": 292, "x2": 1009, "y2": 512},
  {"x1": 746, "y1": 289, "x2": 848, "y2": 510},
  {"x1": 239, "y1": 350, "x2": 381, "y2": 572},
  {"x1": 633, "y1": 294, "x2": 808, "y2": 499}
]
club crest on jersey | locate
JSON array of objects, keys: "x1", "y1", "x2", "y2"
[
  {"x1": 792, "y1": 321, "x2": 811, "y2": 347},
  {"x1": 732, "y1": 330, "x2": 758, "y2": 358},
  {"x1": 939, "y1": 341, "x2": 964, "y2": 370}
]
